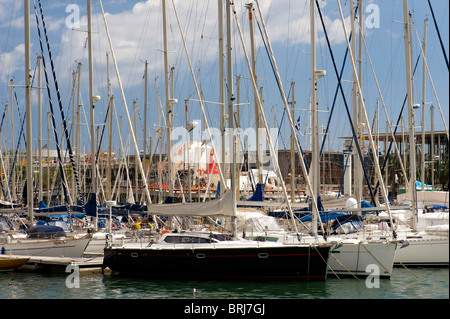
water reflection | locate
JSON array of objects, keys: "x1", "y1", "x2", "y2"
[{"x1": 0, "y1": 267, "x2": 447, "y2": 299}]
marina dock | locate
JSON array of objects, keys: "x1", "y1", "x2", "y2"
[{"x1": 16, "y1": 255, "x2": 104, "y2": 274}]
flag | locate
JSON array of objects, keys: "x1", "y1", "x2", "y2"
[
  {"x1": 42, "y1": 144, "x2": 48, "y2": 149},
  {"x1": 294, "y1": 115, "x2": 301, "y2": 131}
]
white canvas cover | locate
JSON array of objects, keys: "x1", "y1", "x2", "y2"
[{"x1": 146, "y1": 190, "x2": 235, "y2": 217}]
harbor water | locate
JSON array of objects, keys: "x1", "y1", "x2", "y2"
[{"x1": 1, "y1": 267, "x2": 448, "y2": 299}]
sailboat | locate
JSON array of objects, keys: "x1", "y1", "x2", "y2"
[
  {"x1": 338, "y1": 0, "x2": 448, "y2": 267},
  {"x1": 0, "y1": 0, "x2": 91, "y2": 259},
  {"x1": 103, "y1": 0, "x2": 332, "y2": 281},
  {"x1": 103, "y1": 190, "x2": 332, "y2": 280},
  {"x1": 0, "y1": 255, "x2": 29, "y2": 271},
  {"x1": 230, "y1": 0, "x2": 400, "y2": 279}
]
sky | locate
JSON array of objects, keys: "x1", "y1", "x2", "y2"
[{"x1": 0, "y1": 0, "x2": 448, "y2": 157}]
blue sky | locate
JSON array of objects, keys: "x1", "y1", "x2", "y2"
[{"x1": 0, "y1": 0, "x2": 448, "y2": 156}]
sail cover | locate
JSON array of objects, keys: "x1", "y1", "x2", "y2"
[{"x1": 146, "y1": 190, "x2": 235, "y2": 217}]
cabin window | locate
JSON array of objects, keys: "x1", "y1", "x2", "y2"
[{"x1": 163, "y1": 235, "x2": 212, "y2": 244}]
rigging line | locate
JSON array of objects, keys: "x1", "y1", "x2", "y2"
[
  {"x1": 5, "y1": 57, "x2": 40, "y2": 199},
  {"x1": 318, "y1": 4, "x2": 359, "y2": 158},
  {"x1": 171, "y1": 0, "x2": 226, "y2": 188},
  {"x1": 34, "y1": 1, "x2": 71, "y2": 206},
  {"x1": 374, "y1": 53, "x2": 422, "y2": 199},
  {"x1": 37, "y1": 0, "x2": 83, "y2": 207},
  {"x1": 99, "y1": 0, "x2": 153, "y2": 209},
  {"x1": 235, "y1": 1, "x2": 308, "y2": 235},
  {"x1": 10, "y1": 58, "x2": 38, "y2": 153},
  {"x1": 336, "y1": 0, "x2": 395, "y2": 238},
  {"x1": 427, "y1": 0, "x2": 449, "y2": 71},
  {"x1": 411, "y1": 23, "x2": 449, "y2": 141},
  {"x1": 254, "y1": 0, "x2": 323, "y2": 237},
  {"x1": 357, "y1": 17, "x2": 408, "y2": 191},
  {"x1": 315, "y1": 0, "x2": 377, "y2": 207}
]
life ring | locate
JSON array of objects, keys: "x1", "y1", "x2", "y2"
[
  {"x1": 161, "y1": 229, "x2": 171, "y2": 237},
  {"x1": 112, "y1": 223, "x2": 118, "y2": 229},
  {"x1": 78, "y1": 222, "x2": 84, "y2": 228}
]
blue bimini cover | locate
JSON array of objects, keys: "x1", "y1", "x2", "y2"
[{"x1": 26, "y1": 225, "x2": 66, "y2": 238}]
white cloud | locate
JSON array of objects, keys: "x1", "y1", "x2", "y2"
[{"x1": 0, "y1": 43, "x2": 25, "y2": 82}]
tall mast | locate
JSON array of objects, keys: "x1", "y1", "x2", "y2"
[
  {"x1": 10, "y1": 79, "x2": 16, "y2": 202},
  {"x1": 143, "y1": 60, "x2": 148, "y2": 187},
  {"x1": 162, "y1": 0, "x2": 173, "y2": 200},
  {"x1": 290, "y1": 81, "x2": 295, "y2": 203},
  {"x1": 38, "y1": 56, "x2": 43, "y2": 203},
  {"x1": 310, "y1": 0, "x2": 319, "y2": 236},
  {"x1": 246, "y1": 2, "x2": 263, "y2": 186},
  {"x1": 133, "y1": 99, "x2": 138, "y2": 197},
  {"x1": 71, "y1": 70, "x2": 77, "y2": 201},
  {"x1": 431, "y1": 105, "x2": 434, "y2": 190},
  {"x1": 357, "y1": 0, "x2": 364, "y2": 209},
  {"x1": 403, "y1": 0, "x2": 417, "y2": 231},
  {"x1": 25, "y1": 0, "x2": 33, "y2": 225},
  {"x1": 76, "y1": 62, "x2": 83, "y2": 199},
  {"x1": 218, "y1": 0, "x2": 225, "y2": 195},
  {"x1": 420, "y1": 19, "x2": 427, "y2": 190},
  {"x1": 87, "y1": 0, "x2": 97, "y2": 217},
  {"x1": 155, "y1": 78, "x2": 163, "y2": 203},
  {"x1": 226, "y1": 0, "x2": 237, "y2": 236},
  {"x1": 47, "y1": 112, "x2": 50, "y2": 203},
  {"x1": 350, "y1": 0, "x2": 362, "y2": 207},
  {"x1": 107, "y1": 53, "x2": 112, "y2": 200}
]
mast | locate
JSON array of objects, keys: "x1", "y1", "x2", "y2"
[
  {"x1": 336, "y1": 0, "x2": 395, "y2": 238},
  {"x1": 10, "y1": 79, "x2": 16, "y2": 202},
  {"x1": 38, "y1": 55, "x2": 43, "y2": 203},
  {"x1": 431, "y1": 104, "x2": 434, "y2": 190},
  {"x1": 162, "y1": 0, "x2": 173, "y2": 200},
  {"x1": 226, "y1": 0, "x2": 237, "y2": 237},
  {"x1": 76, "y1": 62, "x2": 82, "y2": 200},
  {"x1": 254, "y1": 0, "x2": 323, "y2": 236},
  {"x1": 290, "y1": 82, "x2": 295, "y2": 203},
  {"x1": 87, "y1": 0, "x2": 97, "y2": 220},
  {"x1": 25, "y1": 0, "x2": 33, "y2": 225},
  {"x1": 133, "y1": 99, "x2": 138, "y2": 197},
  {"x1": 357, "y1": 0, "x2": 364, "y2": 208},
  {"x1": 403, "y1": 0, "x2": 417, "y2": 231},
  {"x1": 246, "y1": 2, "x2": 263, "y2": 186},
  {"x1": 47, "y1": 112, "x2": 50, "y2": 204},
  {"x1": 155, "y1": 77, "x2": 163, "y2": 203},
  {"x1": 310, "y1": 0, "x2": 319, "y2": 236},
  {"x1": 350, "y1": 0, "x2": 362, "y2": 207},
  {"x1": 143, "y1": 60, "x2": 148, "y2": 189},
  {"x1": 185, "y1": 100, "x2": 191, "y2": 202},
  {"x1": 218, "y1": 0, "x2": 225, "y2": 195},
  {"x1": 71, "y1": 70, "x2": 77, "y2": 201},
  {"x1": 107, "y1": 53, "x2": 112, "y2": 200},
  {"x1": 421, "y1": 19, "x2": 427, "y2": 191},
  {"x1": 100, "y1": 0, "x2": 154, "y2": 213}
]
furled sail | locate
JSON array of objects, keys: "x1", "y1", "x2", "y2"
[{"x1": 146, "y1": 190, "x2": 235, "y2": 217}]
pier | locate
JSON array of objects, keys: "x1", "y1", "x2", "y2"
[{"x1": 16, "y1": 255, "x2": 104, "y2": 274}]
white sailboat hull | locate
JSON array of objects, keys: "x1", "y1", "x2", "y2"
[
  {"x1": 1, "y1": 237, "x2": 91, "y2": 258},
  {"x1": 394, "y1": 238, "x2": 449, "y2": 266},
  {"x1": 328, "y1": 241, "x2": 398, "y2": 278}
]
